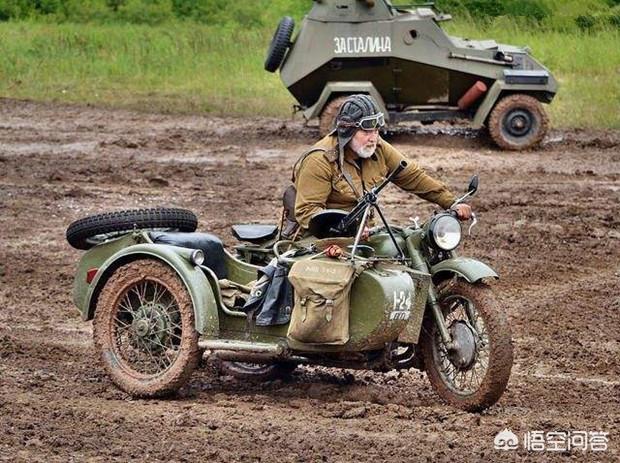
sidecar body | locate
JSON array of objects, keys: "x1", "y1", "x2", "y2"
[{"x1": 72, "y1": 229, "x2": 430, "y2": 354}]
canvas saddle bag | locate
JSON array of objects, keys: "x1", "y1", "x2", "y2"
[{"x1": 287, "y1": 258, "x2": 357, "y2": 345}]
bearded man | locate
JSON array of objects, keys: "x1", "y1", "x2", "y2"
[{"x1": 291, "y1": 94, "x2": 471, "y2": 234}]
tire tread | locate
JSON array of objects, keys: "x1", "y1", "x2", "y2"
[{"x1": 66, "y1": 207, "x2": 197, "y2": 250}]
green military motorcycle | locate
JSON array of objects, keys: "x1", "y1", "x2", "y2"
[{"x1": 66, "y1": 166, "x2": 513, "y2": 411}]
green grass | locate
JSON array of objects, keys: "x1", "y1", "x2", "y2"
[
  {"x1": 0, "y1": 22, "x2": 291, "y2": 116},
  {"x1": 0, "y1": 20, "x2": 618, "y2": 128}
]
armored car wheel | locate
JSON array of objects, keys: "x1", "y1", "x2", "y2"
[
  {"x1": 264, "y1": 16, "x2": 294, "y2": 72},
  {"x1": 420, "y1": 281, "x2": 513, "y2": 411},
  {"x1": 488, "y1": 94, "x2": 549, "y2": 150},
  {"x1": 319, "y1": 96, "x2": 348, "y2": 136},
  {"x1": 217, "y1": 361, "x2": 297, "y2": 382},
  {"x1": 66, "y1": 207, "x2": 197, "y2": 250},
  {"x1": 94, "y1": 260, "x2": 200, "y2": 397}
]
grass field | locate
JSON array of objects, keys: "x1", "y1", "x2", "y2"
[{"x1": 0, "y1": 20, "x2": 618, "y2": 128}]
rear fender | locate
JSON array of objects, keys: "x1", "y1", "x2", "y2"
[
  {"x1": 81, "y1": 243, "x2": 219, "y2": 336},
  {"x1": 303, "y1": 81, "x2": 388, "y2": 121},
  {"x1": 431, "y1": 257, "x2": 498, "y2": 283}
]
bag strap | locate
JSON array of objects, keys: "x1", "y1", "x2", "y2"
[
  {"x1": 291, "y1": 147, "x2": 328, "y2": 182},
  {"x1": 292, "y1": 144, "x2": 361, "y2": 202}
]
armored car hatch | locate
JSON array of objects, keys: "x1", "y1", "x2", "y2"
[{"x1": 265, "y1": 0, "x2": 558, "y2": 150}]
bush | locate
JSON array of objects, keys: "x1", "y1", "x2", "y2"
[
  {"x1": 435, "y1": 0, "x2": 551, "y2": 22},
  {"x1": 0, "y1": 0, "x2": 33, "y2": 20},
  {"x1": 504, "y1": 0, "x2": 551, "y2": 21},
  {"x1": 465, "y1": 0, "x2": 505, "y2": 17},
  {"x1": 575, "y1": 14, "x2": 597, "y2": 30},
  {"x1": 117, "y1": 0, "x2": 173, "y2": 25},
  {"x1": 0, "y1": 0, "x2": 612, "y2": 30}
]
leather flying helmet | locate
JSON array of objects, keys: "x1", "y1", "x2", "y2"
[{"x1": 330, "y1": 95, "x2": 384, "y2": 190}]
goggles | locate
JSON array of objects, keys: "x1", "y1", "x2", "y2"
[
  {"x1": 355, "y1": 112, "x2": 385, "y2": 130},
  {"x1": 338, "y1": 112, "x2": 385, "y2": 131}
]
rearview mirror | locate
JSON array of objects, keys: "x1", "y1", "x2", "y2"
[{"x1": 468, "y1": 175, "x2": 479, "y2": 195}]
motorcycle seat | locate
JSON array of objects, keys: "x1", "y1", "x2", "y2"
[
  {"x1": 231, "y1": 224, "x2": 278, "y2": 244},
  {"x1": 149, "y1": 231, "x2": 227, "y2": 279}
]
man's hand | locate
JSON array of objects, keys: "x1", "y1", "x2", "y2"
[{"x1": 453, "y1": 204, "x2": 472, "y2": 221}]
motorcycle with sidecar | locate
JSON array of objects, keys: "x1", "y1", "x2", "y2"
[{"x1": 66, "y1": 167, "x2": 513, "y2": 411}]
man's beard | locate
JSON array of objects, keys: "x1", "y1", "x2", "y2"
[{"x1": 350, "y1": 138, "x2": 377, "y2": 159}]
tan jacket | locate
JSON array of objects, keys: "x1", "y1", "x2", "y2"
[{"x1": 293, "y1": 135, "x2": 456, "y2": 229}]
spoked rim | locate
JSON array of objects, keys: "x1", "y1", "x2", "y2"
[
  {"x1": 431, "y1": 295, "x2": 490, "y2": 395},
  {"x1": 112, "y1": 278, "x2": 184, "y2": 376}
]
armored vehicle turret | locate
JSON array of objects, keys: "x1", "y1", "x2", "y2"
[{"x1": 265, "y1": 0, "x2": 558, "y2": 150}]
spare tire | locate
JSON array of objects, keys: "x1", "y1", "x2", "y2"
[
  {"x1": 66, "y1": 208, "x2": 197, "y2": 250},
  {"x1": 264, "y1": 16, "x2": 294, "y2": 73}
]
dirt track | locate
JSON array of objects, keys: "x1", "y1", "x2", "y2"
[{"x1": 0, "y1": 99, "x2": 619, "y2": 462}]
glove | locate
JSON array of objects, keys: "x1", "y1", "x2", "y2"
[{"x1": 453, "y1": 204, "x2": 472, "y2": 220}]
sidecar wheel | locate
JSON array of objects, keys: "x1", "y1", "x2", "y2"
[
  {"x1": 420, "y1": 281, "x2": 513, "y2": 412},
  {"x1": 94, "y1": 259, "x2": 200, "y2": 397},
  {"x1": 217, "y1": 361, "x2": 297, "y2": 382}
]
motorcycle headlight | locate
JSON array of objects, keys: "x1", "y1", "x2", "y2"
[{"x1": 429, "y1": 214, "x2": 461, "y2": 251}]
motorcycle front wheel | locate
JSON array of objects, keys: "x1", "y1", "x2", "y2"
[{"x1": 420, "y1": 281, "x2": 513, "y2": 412}]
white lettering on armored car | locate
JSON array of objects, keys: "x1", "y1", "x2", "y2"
[{"x1": 334, "y1": 36, "x2": 391, "y2": 55}]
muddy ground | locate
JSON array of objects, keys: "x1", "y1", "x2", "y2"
[{"x1": 0, "y1": 99, "x2": 618, "y2": 462}]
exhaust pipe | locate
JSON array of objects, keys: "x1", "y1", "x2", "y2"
[{"x1": 199, "y1": 339, "x2": 286, "y2": 356}]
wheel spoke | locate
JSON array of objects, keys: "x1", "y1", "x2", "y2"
[
  {"x1": 119, "y1": 293, "x2": 137, "y2": 316},
  {"x1": 114, "y1": 315, "x2": 131, "y2": 328},
  {"x1": 137, "y1": 336, "x2": 167, "y2": 372},
  {"x1": 151, "y1": 282, "x2": 167, "y2": 306},
  {"x1": 109, "y1": 277, "x2": 186, "y2": 375},
  {"x1": 130, "y1": 285, "x2": 143, "y2": 307},
  {"x1": 433, "y1": 293, "x2": 495, "y2": 395}
]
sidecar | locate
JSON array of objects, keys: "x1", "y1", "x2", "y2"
[{"x1": 68, "y1": 208, "x2": 429, "y2": 397}]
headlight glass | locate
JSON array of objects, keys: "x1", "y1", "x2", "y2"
[{"x1": 431, "y1": 215, "x2": 461, "y2": 250}]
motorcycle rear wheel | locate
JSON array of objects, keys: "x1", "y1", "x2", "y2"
[
  {"x1": 217, "y1": 361, "x2": 297, "y2": 382},
  {"x1": 420, "y1": 281, "x2": 513, "y2": 411}
]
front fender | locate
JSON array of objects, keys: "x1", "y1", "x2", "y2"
[
  {"x1": 303, "y1": 81, "x2": 388, "y2": 121},
  {"x1": 84, "y1": 243, "x2": 219, "y2": 337},
  {"x1": 431, "y1": 257, "x2": 498, "y2": 283}
]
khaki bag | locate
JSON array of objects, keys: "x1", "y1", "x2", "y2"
[{"x1": 287, "y1": 258, "x2": 357, "y2": 345}]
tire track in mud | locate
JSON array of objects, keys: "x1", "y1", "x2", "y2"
[{"x1": 1, "y1": 100, "x2": 619, "y2": 462}]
